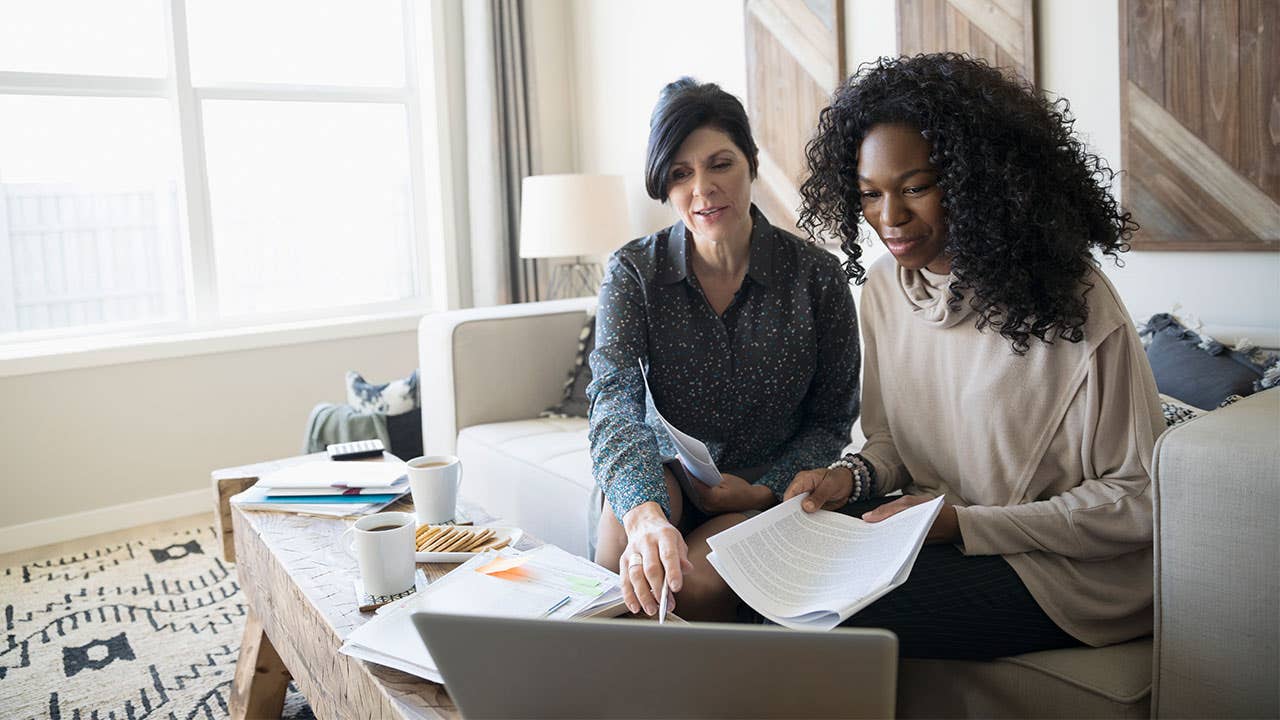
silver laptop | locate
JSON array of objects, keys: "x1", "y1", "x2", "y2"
[{"x1": 411, "y1": 612, "x2": 897, "y2": 719}]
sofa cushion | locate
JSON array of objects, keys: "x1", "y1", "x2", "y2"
[
  {"x1": 456, "y1": 417, "x2": 594, "y2": 557},
  {"x1": 898, "y1": 637, "x2": 1152, "y2": 718},
  {"x1": 459, "y1": 417, "x2": 594, "y2": 491}
]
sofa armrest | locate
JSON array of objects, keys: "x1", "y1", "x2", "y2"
[
  {"x1": 1151, "y1": 388, "x2": 1279, "y2": 718},
  {"x1": 419, "y1": 297, "x2": 596, "y2": 456}
]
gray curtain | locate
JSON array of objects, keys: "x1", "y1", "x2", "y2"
[{"x1": 464, "y1": 0, "x2": 538, "y2": 306}]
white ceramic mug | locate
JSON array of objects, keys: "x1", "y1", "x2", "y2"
[
  {"x1": 407, "y1": 455, "x2": 462, "y2": 525},
  {"x1": 340, "y1": 511, "x2": 416, "y2": 597}
]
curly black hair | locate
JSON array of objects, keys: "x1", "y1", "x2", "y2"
[{"x1": 799, "y1": 53, "x2": 1137, "y2": 354}]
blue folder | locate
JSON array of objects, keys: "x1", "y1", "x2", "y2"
[{"x1": 261, "y1": 493, "x2": 403, "y2": 504}]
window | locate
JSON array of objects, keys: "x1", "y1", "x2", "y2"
[{"x1": 0, "y1": 0, "x2": 435, "y2": 345}]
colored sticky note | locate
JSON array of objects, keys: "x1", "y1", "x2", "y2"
[
  {"x1": 475, "y1": 555, "x2": 529, "y2": 575},
  {"x1": 567, "y1": 576, "x2": 602, "y2": 592}
]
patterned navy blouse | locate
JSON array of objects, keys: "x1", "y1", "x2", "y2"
[{"x1": 586, "y1": 207, "x2": 860, "y2": 521}]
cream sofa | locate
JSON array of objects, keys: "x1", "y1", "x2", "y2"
[{"x1": 418, "y1": 298, "x2": 1279, "y2": 718}]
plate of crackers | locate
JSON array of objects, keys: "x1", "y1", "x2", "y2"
[{"x1": 414, "y1": 524, "x2": 522, "y2": 562}]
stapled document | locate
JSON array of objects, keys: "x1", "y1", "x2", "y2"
[{"x1": 640, "y1": 360, "x2": 723, "y2": 487}]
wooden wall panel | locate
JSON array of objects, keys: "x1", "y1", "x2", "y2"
[
  {"x1": 1201, "y1": 0, "x2": 1240, "y2": 166},
  {"x1": 1163, "y1": 0, "x2": 1203, "y2": 136},
  {"x1": 1128, "y1": 0, "x2": 1165, "y2": 102},
  {"x1": 1239, "y1": 0, "x2": 1279, "y2": 201},
  {"x1": 743, "y1": 0, "x2": 844, "y2": 237},
  {"x1": 897, "y1": 0, "x2": 1036, "y2": 83},
  {"x1": 1122, "y1": 0, "x2": 1279, "y2": 250}
]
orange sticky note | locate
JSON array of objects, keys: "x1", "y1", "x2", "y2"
[{"x1": 475, "y1": 555, "x2": 529, "y2": 575}]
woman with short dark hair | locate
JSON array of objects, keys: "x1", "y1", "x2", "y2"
[
  {"x1": 784, "y1": 53, "x2": 1164, "y2": 659},
  {"x1": 588, "y1": 77, "x2": 859, "y2": 621}
]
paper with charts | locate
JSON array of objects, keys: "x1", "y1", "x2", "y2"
[
  {"x1": 706, "y1": 494, "x2": 944, "y2": 630},
  {"x1": 639, "y1": 360, "x2": 722, "y2": 487},
  {"x1": 339, "y1": 545, "x2": 627, "y2": 682}
]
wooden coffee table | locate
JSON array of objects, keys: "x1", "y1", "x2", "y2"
[{"x1": 213, "y1": 455, "x2": 529, "y2": 719}]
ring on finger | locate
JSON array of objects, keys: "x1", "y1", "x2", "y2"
[{"x1": 628, "y1": 553, "x2": 643, "y2": 569}]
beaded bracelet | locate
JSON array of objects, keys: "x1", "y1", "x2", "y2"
[{"x1": 826, "y1": 453, "x2": 876, "y2": 504}]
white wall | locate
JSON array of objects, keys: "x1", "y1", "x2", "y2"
[
  {"x1": 0, "y1": 330, "x2": 418, "y2": 550},
  {"x1": 570, "y1": 0, "x2": 748, "y2": 239},
  {"x1": 844, "y1": 0, "x2": 899, "y2": 285},
  {"x1": 565, "y1": 0, "x2": 1278, "y2": 331},
  {"x1": 528, "y1": 0, "x2": 579, "y2": 175}
]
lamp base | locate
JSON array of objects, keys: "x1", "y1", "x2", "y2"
[{"x1": 547, "y1": 259, "x2": 603, "y2": 299}]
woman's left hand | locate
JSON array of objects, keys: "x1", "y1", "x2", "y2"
[
  {"x1": 688, "y1": 473, "x2": 774, "y2": 514},
  {"x1": 861, "y1": 495, "x2": 961, "y2": 544}
]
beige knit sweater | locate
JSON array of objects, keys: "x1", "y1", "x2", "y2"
[{"x1": 858, "y1": 255, "x2": 1165, "y2": 646}]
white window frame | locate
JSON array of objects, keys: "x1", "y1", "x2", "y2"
[{"x1": 0, "y1": 0, "x2": 462, "y2": 376}]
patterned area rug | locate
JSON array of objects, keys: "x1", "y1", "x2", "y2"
[{"x1": 0, "y1": 521, "x2": 314, "y2": 719}]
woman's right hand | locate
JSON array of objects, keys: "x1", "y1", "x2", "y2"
[
  {"x1": 784, "y1": 467, "x2": 854, "y2": 513},
  {"x1": 619, "y1": 501, "x2": 694, "y2": 616}
]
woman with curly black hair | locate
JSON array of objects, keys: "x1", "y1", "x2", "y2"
[{"x1": 782, "y1": 53, "x2": 1165, "y2": 659}]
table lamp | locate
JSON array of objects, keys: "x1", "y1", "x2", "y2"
[{"x1": 519, "y1": 174, "x2": 631, "y2": 299}]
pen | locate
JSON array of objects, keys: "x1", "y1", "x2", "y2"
[
  {"x1": 658, "y1": 575, "x2": 668, "y2": 624},
  {"x1": 542, "y1": 595, "x2": 571, "y2": 617}
]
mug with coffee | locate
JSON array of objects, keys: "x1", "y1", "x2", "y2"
[
  {"x1": 340, "y1": 511, "x2": 416, "y2": 597},
  {"x1": 407, "y1": 455, "x2": 462, "y2": 525}
]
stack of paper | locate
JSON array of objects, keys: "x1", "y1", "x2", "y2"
[
  {"x1": 706, "y1": 494, "x2": 944, "y2": 630},
  {"x1": 340, "y1": 545, "x2": 626, "y2": 681},
  {"x1": 230, "y1": 459, "x2": 410, "y2": 517}
]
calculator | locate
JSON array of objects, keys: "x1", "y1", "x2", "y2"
[{"x1": 326, "y1": 439, "x2": 386, "y2": 461}]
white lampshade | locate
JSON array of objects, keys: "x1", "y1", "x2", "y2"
[{"x1": 519, "y1": 174, "x2": 631, "y2": 258}]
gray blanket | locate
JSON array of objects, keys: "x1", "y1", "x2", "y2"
[{"x1": 302, "y1": 403, "x2": 391, "y2": 454}]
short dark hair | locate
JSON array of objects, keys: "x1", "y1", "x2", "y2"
[{"x1": 644, "y1": 77, "x2": 759, "y2": 202}]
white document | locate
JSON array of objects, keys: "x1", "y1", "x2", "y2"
[
  {"x1": 639, "y1": 360, "x2": 722, "y2": 487},
  {"x1": 340, "y1": 551, "x2": 560, "y2": 683},
  {"x1": 340, "y1": 546, "x2": 629, "y2": 681},
  {"x1": 706, "y1": 494, "x2": 944, "y2": 630},
  {"x1": 257, "y1": 461, "x2": 409, "y2": 490},
  {"x1": 341, "y1": 602, "x2": 444, "y2": 683}
]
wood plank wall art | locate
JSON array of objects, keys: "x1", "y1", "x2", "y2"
[
  {"x1": 743, "y1": 0, "x2": 844, "y2": 238},
  {"x1": 897, "y1": 0, "x2": 1037, "y2": 84},
  {"x1": 1121, "y1": 0, "x2": 1279, "y2": 251}
]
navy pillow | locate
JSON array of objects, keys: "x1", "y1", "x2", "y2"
[
  {"x1": 1141, "y1": 314, "x2": 1274, "y2": 411},
  {"x1": 385, "y1": 409, "x2": 423, "y2": 461}
]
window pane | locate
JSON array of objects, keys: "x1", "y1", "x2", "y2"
[
  {"x1": 202, "y1": 100, "x2": 415, "y2": 317},
  {"x1": 187, "y1": 0, "x2": 405, "y2": 87},
  {"x1": 0, "y1": 96, "x2": 186, "y2": 337},
  {"x1": 0, "y1": 1, "x2": 166, "y2": 77}
]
